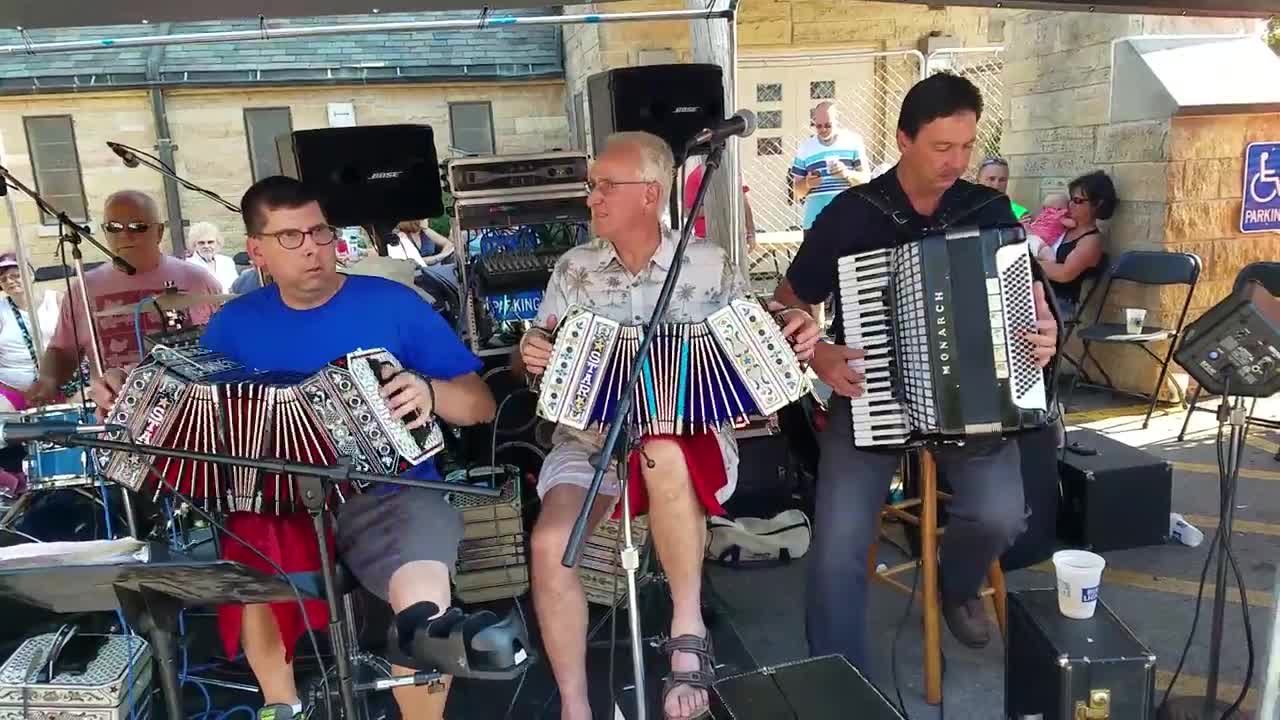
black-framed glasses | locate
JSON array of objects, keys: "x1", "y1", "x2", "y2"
[
  {"x1": 253, "y1": 224, "x2": 337, "y2": 250},
  {"x1": 102, "y1": 221, "x2": 156, "y2": 234},
  {"x1": 585, "y1": 178, "x2": 653, "y2": 195},
  {"x1": 1070, "y1": 195, "x2": 1090, "y2": 205}
]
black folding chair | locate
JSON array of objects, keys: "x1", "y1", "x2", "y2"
[
  {"x1": 1064, "y1": 250, "x2": 1202, "y2": 429},
  {"x1": 1177, "y1": 261, "x2": 1280, "y2": 459}
]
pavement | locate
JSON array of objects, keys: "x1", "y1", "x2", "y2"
[{"x1": 706, "y1": 387, "x2": 1280, "y2": 718}]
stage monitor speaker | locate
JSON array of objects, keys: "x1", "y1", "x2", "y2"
[
  {"x1": 276, "y1": 124, "x2": 444, "y2": 229},
  {"x1": 587, "y1": 64, "x2": 725, "y2": 160}
]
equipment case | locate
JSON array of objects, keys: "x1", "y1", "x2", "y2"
[
  {"x1": 0, "y1": 632, "x2": 152, "y2": 720},
  {"x1": 1058, "y1": 429, "x2": 1172, "y2": 551}
]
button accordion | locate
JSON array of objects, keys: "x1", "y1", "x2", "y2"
[
  {"x1": 95, "y1": 345, "x2": 445, "y2": 514},
  {"x1": 535, "y1": 298, "x2": 811, "y2": 435},
  {"x1": 837, "y1": 226, "x2": 1048, "y2": 447}
]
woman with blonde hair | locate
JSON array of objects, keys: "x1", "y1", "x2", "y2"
[{"x1": 185, "y1": 221, "x2": 238, "y2": 292}]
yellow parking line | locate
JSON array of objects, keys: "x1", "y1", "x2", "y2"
[
  {"x1": 1156, "y1": 670, "x2": 1257, "y2": 712},
  {"x1": 1182, "y1": 514, "x2": 1280, "y2": 538},
  {"x1": 1027, "y1": 563, "x2": 1273, "y2": 608},
  {"x1": 1245, "y1": 433, "x2": 1279, "y2": 455},
  {"x1": 1172, "y1": 461, "x2": 1280, "y2": 483}
]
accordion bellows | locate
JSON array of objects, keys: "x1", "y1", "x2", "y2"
[
  {"x1": 95, "y1": 345, "x2": 444, "y2": 514},
  {"x1": 536, "y1": 298, "x2": 811, "y2": 435}
]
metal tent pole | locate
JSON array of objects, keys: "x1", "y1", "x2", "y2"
[{"x1": 0, "y1": 8, "x2": 733, "y2": 56}]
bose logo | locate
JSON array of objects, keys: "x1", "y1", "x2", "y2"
[
  {"x1": 672, "y1": 106, "x2": 701, "y2": 114},
  {"x1": 368, "y1": 171, "x2": 403, "y2": 180}
]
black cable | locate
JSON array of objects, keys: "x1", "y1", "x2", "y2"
[
  {"x1": 142, "y1": 467, "x2": 333, "y2": 720},
  {"x1": 1220, "y1": 420, "x2": 1255, "y2": 719},
  {"x1": 502, "y1": 595, "x2": 530, "y2": 720}
]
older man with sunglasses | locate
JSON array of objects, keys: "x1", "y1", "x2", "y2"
[{"x1": 27, "y1": 190, "x2": 222, "y2": 405}]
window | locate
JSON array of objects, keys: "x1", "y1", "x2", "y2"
[
  {"x1": 449, "y1": 102, "x2": 495, "y2": 156},
  {"x1": 23, "y1": 116, "x2": 88, "y2": 224},
  {"x1": 810, "y1": 81, "x2": 836, "y2": 99},
  {"x1": 757, "y1": 110, "x2": 783, "y2": 130},
  {"x1": 757, "y1": 137, "x2": 783, "y2": 156},
  {"x1": 244, "y1": 107, "x2": 293, "y2": 182},
  {"x1": 756, "y1": 83, "x2": 783, "y2": 103}
]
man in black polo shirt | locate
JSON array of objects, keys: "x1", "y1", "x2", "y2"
[{"x1": 774, "y1": 73, "x2": 1059, "y2": 666}]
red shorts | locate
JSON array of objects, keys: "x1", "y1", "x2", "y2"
[
  {"x1": 217, "y1": 512, "x2": 330, "y2": 663},
  {"x1": 614, "y1": 432, "x2": 730, "y2": 520}
]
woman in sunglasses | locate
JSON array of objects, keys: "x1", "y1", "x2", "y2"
[
  {"x1": 1033, "y1": 170, "x2": 1115, "y2": 319},
  {"x1": 27, "y1": 190, "x2": 224, "y2": 405}
]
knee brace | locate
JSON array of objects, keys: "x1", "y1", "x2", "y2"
[{"x1": 387, "y1": 602, "x2": 532, "y2": 680}]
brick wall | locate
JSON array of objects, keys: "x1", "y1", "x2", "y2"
[{"x1": 0, "y1": 81, "x2": 570, "y2": 264}]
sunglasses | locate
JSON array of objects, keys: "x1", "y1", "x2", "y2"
[
  {"x1": 102, "y1": 221, "x2": 156, "y2": 234},
  {"x1": 1070, "y1": 196, "x2": 1090, "y2": 205}
]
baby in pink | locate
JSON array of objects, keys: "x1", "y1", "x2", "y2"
[{"x1": 1025, "y1": 193, "x2": 1076, "y2": 257}]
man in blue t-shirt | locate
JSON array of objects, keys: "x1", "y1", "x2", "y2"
[{"x1": 91, "y1": 176, "x2": 495, "y2": 720}]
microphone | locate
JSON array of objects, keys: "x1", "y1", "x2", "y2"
[
  {"x1": 0, "y1": 420, "x2": 121, "y2": 446},
  {"x1": 686, "y1": 110, "x2": 758, "y2": 149},
  {"x1": 106, "y1": 142, "x2": 141, "y2": 169}
]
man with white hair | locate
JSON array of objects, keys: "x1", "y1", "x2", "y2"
[
  {"x1": 514, "y1": 132, "x2": 819, "y2": 720},
  {"x1": 185, "y1": 221, "x2": 239, "y2": 292}
]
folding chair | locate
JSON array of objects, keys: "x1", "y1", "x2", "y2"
[
  {"x1": 1065, "y1": 250, "x2": 1202, "y2": 429},
  {"x1": 1177, "y1": 261, "x2": 1280, "y2": 459}
]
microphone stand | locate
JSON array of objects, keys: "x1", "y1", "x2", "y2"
[
  {"x1": 0, "y1": 165, "x2": 142, "y2": 536},
  {"x1": 559, "y1": 140, "x2": 726, "y2": 720},
  {"x1": 106, "y1": 141, "x2": 240, "y2": 215}
]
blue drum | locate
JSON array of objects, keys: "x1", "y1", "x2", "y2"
[{"x1": 21, "y1": 403, "x2": 96, "y2": 491}]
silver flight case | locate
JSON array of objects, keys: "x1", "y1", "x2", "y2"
[{"x1": 0, "y1": 633, "x2": 153, "y2": 720}]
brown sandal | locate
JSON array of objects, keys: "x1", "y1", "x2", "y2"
[{"x1": 660, "y1": 634, "x2": 716, "y2": 720}]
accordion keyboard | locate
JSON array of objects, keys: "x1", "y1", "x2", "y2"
[{"x1": 837, "y1": 249, "x2": 910, "y2": 446}]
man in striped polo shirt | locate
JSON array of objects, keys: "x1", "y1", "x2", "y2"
[{"x1": 790, "y1": 101, "x2": 871, "y2": 229}]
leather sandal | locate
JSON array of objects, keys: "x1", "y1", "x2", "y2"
[{"x1": 660, "y1": 633, "x2": 716, "y2": 720}]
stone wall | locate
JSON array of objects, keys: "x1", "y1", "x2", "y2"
[
  {"x1": 0, "y1": 81, "x2": 570, "y2": 264},
  {"x1": 1002, "y1": 10, "x2": 1266, "y2": 399}
]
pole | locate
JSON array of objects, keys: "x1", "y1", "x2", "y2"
[
  {"x1": 1203, "y1": 395, "x2": 1247, "y2": 715},
  {"x1": 0, "y1": 9, "x2": 734, "y2": 57},
  {"x1": 617, "y1": 440, "x2": 648, "y2": 720}
]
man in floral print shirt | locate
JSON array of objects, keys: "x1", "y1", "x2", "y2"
[{"x1": 514, "y1": 132, "x2": 819, "y2": 720}]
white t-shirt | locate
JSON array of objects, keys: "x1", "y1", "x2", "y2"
[
  {"x1": 185, "y1": 254, "x2": 239, "y2": 293},
  {"x1": 0, "y1": 300, "x2": 37, "y2": 390}
]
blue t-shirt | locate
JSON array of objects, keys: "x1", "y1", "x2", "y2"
[
  {"x1": 790, "y1": 132, "x2": 868, "y2": 229},
  {"x1": 200, "y1": 274, "x2": 481, "y2": 484}
]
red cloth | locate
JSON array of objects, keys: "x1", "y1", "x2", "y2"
[
  {"x1": 217, "y1": 512, "x2": 331, "y2": 662},
  {"x1": 683, "y1": 166, "x2": 709, "y2": 239},
  {"x1": 614, "y1": 433, "x2": 729, "y2": 520}
]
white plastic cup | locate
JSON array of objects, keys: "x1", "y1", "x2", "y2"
[
  {"x1": 1052, "y1": 549, "x2": 1107, "y2": 619},
  {"x1": 1125, "y1": 308, "x2": 1147, "y2": 334}
]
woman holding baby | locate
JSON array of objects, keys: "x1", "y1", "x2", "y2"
[{"x1": 1029, "y1": 170, "x2": 1116, "y2": 318}]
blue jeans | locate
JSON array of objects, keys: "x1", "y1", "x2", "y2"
[{"x1": 804, "y1": 397, "x2": 1027, "y2": 668}]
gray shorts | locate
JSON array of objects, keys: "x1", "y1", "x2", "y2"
[{"x1": 334, "y1": 487, "x2": 463, "y2": 602}]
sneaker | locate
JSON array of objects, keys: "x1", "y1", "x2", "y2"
[{"x1": 258, "y1": 703, "x2": 303, "y2": 720}]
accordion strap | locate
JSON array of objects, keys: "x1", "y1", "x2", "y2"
[{"x1": 847, "y1": 183, "x2": 1008, "y2": 240}]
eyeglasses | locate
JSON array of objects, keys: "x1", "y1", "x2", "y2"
[
  {"x1": 102, "y1": 221, "x2": 156, "y2": 234},
  {"x1": 980, "y1": 157, "x2": 1009, "y2": 170},
  {"x1": 1070, "y1": 196, "x2": 1090, "y2": 205},
  {"x1": 585, "y1": 178, "x2": 653, "y2": 195},
  {"x1": 253, "y1": 224, "x2": 337, "y2": 250}
]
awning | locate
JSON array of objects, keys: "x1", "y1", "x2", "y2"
[{"x1": 1, "y1": 0, "x2": 1273, "y2": 30}]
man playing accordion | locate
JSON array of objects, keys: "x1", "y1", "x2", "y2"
[
  {"x1": 515, "y1": 131, "x2": 820, "y2": 720},
  {"x1": 90, "y1": 176, "x2": 497, "y2": 720},
  {"x1": 773, "y1": 74, "x2": 1060, "y2": 668}
]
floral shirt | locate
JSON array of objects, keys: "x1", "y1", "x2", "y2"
[{"x1": 534, "y1": 226, "x2": 749, "y2": 476}]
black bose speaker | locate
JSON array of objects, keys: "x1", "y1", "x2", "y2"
[
  {"x1": 587, "y1": 64, "x2": 725, "y2": 159},
  {"x1": 276, "y1": 124, "x2": 444, "y2": 228}
]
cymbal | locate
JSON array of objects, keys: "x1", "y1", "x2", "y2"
[{"x1": 94, "y1": 291, "x2": 234, "y2": 317}]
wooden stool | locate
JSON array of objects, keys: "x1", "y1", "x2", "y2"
[{"x1": 866, "y1": 447, "x2": 1008, "y2": 705}]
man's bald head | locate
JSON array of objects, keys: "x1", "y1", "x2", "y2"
[
  {"x1": 101, "y1": 189, "x2": 165, "y2": 273},
  {"x1": 812, "y1": 102, "x2": 839, "y2": 142},
  {"x1": 104, "y1": 190, "x2": 161, "y2": 223}
]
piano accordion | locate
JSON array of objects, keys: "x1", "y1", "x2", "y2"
[
  {"x1": 94, "y1": 345, "x2": 445, "y2": 514},
  {"x1": 536, "y1": 298, "x2": 811, "y2": 435},
  {"x1": 837, "y1": 226, "x2": 1048, "y2": 448}
]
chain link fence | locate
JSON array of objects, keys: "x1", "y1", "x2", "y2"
[{"x1": 738, "y1": 46, "x2": 1005, "y2": 292}]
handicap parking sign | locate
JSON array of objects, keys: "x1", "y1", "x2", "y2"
[{"x1": 1242, "y1": 142, "x2": 1280, "y2": 233}]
